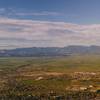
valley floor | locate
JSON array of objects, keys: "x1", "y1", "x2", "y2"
[{"x1": 0, "y1": 55, "x2": 100, "y2": 100}]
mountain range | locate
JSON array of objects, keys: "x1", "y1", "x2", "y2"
[{"x1": 0, "y1": 45, "x2": 100, "y2": 57}]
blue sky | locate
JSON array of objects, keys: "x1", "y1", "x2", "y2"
[
  {"x1": 0, "y1": 0, "x2": 100, "y2": 49},
  {"x1": 1, "y1": 0, "x2": 100, "y2": 24}
]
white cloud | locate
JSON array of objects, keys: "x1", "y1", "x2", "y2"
[
  {"x1": 15, "y1": 12, "x2": 60, "y2": 16},
  {"x1": 0, "y1": 17, "x2": 100, "y2": 49},
  {"x1": 0, "y1": 8, "x2": 60, "y2": 17},
  {"x1": 0, "y1": 8, "x2": 5, "y2": 12}
]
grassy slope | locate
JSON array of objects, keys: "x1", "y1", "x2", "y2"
[
  {"x1": 0, "y1": 54, "x2": 100, "y2": 72},
  {"x1": 0, "y1": 55, "x2": 100, "y2": 99}
]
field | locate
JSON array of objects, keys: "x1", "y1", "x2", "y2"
[{"x1": 0, "y1": 55, "x2": 100, "y2": 100}]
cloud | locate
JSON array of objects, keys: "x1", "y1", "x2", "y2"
[
  {"x1": 0, "y1": 8, "x2": 5, "y2": 12},
  {"x1": 0, "y1": 17, "x2": 100, "y2": 49},
  {"x1": 15, "y1": 12, "x2": 60, "y2": 16},
  {"x1": 0, "y1": 8, "x2": 60, "y2": 17}
]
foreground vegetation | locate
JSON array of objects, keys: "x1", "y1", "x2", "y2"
[{"x1": 0, "y1": 55, "x2": 100, "y2": 99}]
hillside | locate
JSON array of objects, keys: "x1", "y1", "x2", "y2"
[{"x1": 0, "y1": 45, "x2": 100, "y2": 57}]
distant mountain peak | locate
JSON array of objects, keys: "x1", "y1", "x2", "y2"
[{"x1": 0, "y1": 45, "x2": 100, "y2": 57}]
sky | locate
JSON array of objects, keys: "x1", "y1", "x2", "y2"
[{"x1": 0, "y1": 0, "x2": 100, "y2": 49}]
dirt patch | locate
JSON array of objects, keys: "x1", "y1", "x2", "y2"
[{"x1": 21, "y1": 72, "x2": 65, "y2": 77}]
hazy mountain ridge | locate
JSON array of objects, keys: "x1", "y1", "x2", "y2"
[{"x1": 0, "y1": 45, "x2": 100, "y2": 57}]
